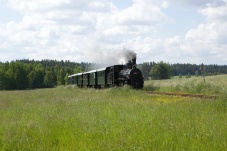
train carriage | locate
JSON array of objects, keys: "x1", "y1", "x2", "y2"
[
  {"x1": 87, "y1": 70, "x2": 97, "y2": 87},
  {"x1": 82, "y1": 71, "x2": 90, "y2": 87},
  {"x1": 68, "y1": 73, "x2": 78, "y2": 85},
  {"x1": 68, "y1": 75, "x2": 73, "y2": 85},
  {"x1": 96, "y1": 68, "x2": 108, "y2": 87},
  {"x1": 76, "y1": 73, "x2": 83, "y2": 87}
]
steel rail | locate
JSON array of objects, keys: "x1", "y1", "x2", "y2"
[{"x1": 145, "y1": 91, "x2": 219, "y2": 99}]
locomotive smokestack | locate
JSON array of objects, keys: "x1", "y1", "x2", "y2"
[
  {"x1": 120, "y1": 50, "x2": 137, "y2": 69},
  {"x1": 132, "y1": 57, "x2": 136, "y2": 66},
  {"x1": 124, "y1": 50, "x2": 137, "y2": 63}
]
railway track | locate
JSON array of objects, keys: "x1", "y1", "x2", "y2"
[{"x1": 146, "y1": 91, "x2": 219, "y2": 99}]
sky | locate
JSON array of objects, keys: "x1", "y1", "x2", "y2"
[{"x1": 0, "y1": 0, "x2": 227, "y2": 65}]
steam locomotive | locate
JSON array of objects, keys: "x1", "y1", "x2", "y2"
[{"x1": 68, "y1": 57, "x2": 144, "y2": 89}]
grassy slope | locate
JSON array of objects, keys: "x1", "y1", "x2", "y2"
[{"x1": 0, "y1": 79, "x2": 227, "y2": 150}]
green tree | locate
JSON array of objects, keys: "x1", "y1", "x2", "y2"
[
  {"x1": 138, "y1": 62, "x2": 152, "y2": 80},
  {"x1": 150, "y1": 61, "x2": 172, "y2": 80},
  {"x1": 5, "y1": 62, "x2": 17, "y2": 89},
  {"x1": 44, "y1": 67, "x2": 55, "y2": 88},
  {"x1": 64, "y1": 73, "x2": 69, "y2": 85},
  {"x1": 3, "y1": 62, "x2": 29, "y2": 90},
  {"x1": 186, "y1": 72, "x2": 191, "y2": 78},
  {"x1": 28, "y1": 64, "x2": 44, "y2": 88},
  {"x1": 195, "y1": 70, "x2": 199, "y2": 77},
  {"x1": 57, "y1": 67, "x2": 66, "y2": 85},
  {"x1": 0, "y1": 63, "x2": 5, "y2": 89},
  {"x1": 14, "y1": 62, "x2": 29, "y2": 89},
  {"x1": 74, "y1": 65, "x2": 83, "y2": 74},
  {"x1": 179, "y1": 73, "x2": 182, "y2": 79}
]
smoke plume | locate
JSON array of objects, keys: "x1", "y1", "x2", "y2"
[
  {"x1": 119, "y1": 50, "x2": 137, "y2": 64},
  {"x1": 88, "y1": 48, "x2": 137, "y2": 69}
]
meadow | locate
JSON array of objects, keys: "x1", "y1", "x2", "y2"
[
  {"x1": 144, "y1": 75, "x2": 227, "y2": 96},
  {"x1": 0, "y1": 75, "x2": 227, "y2": 150}
]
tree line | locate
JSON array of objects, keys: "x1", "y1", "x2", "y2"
[
  {"x1": 0, "y1": 60, "x2": 83, "y2": 90},
  {"x1": 137, "y1": 62, "x2": 227, "y2": 80},
  {"x1": 0, "y1": 59, "x2": 227, "y2": 90}
]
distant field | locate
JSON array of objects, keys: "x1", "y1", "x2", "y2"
[
  {"x1": 1, "y1": 80, "x2": 227, "y2": 150},
  {"x1": 144, "y1": 74, "x2": 227, "y2": 96}
]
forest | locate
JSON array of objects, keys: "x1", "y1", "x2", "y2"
[
  {"x1": 0, "y1": 59, "x2": 227, "y2": 90},
  {"x1": 138, "y1": 62, "x2": 227, "y2": 80}
]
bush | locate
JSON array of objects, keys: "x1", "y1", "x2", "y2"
[{"x1": 150, "y1": 61, "x2": 172, "y2": 80}]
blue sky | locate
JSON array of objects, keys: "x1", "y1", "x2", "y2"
[
  {"x1": 0, "y1": 0, "x2": 227, "y2": 65},
  {"x1": 112, "y1": 0, "x2": 132, "y2": 9},
  {"x1": 163, "y1": 5, "x2": 204, "y2": 36}
]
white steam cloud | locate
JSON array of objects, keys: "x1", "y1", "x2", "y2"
[
  {"x1": 118, "y1": 50, "x2": 137, "y2": 64},
  {"x1": 89, "y1": 49, "x2": 137, "y2": 69}
]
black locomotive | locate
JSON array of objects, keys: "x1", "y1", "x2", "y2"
[{"x1": 68, "y1": 57, "x2": 144, "y2": 89}]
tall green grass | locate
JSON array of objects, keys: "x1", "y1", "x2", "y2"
[{"x1": 0, "y1": 86, "x2": 227, "y2": 150}]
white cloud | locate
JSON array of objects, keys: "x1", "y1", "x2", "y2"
[
  {"x1": 200, "y1": 3, "x2": 227, "y2": 21},
  {"x1": 1, "y1": 0, "x2": 170, "y2": 62},
  {"x1": 166, "y1": 0, "x2": 225, "y2": 8},
  {"x1": 0, "y1": 0, "x2": 227, "y2": 64},
  {"x1": 181, "y1": 1, "x2": 227, "y2": 64}
]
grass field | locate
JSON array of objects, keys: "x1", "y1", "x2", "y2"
[
  {"x1": 1, "y1": 75, "x2": 227, "y2": 150},
  {"x1": 144, "y1": 75, "x2": 227, "y2": 96}
]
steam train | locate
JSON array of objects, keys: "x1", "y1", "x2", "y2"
[{"x1": 68, "y1": 57, "x2": 144, "y2": 89}]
